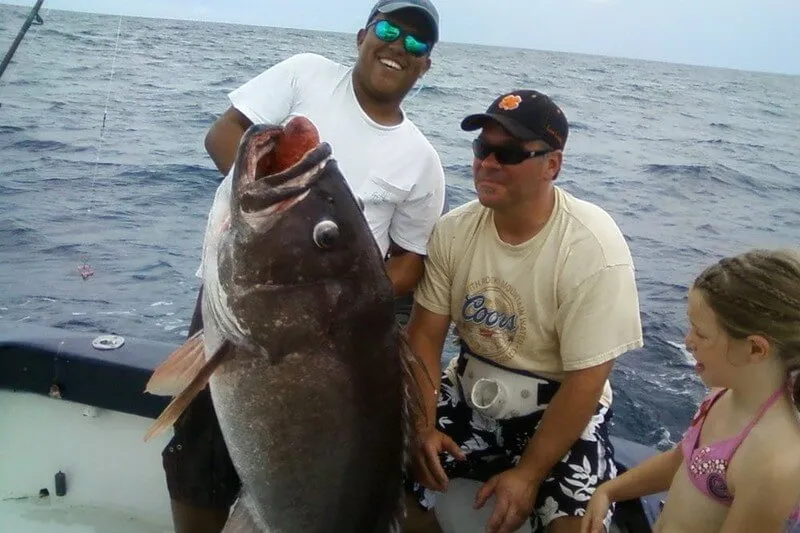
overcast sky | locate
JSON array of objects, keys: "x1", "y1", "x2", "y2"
[{"x1": 3, "y1": 0, "x2": 798, "y2": 75}]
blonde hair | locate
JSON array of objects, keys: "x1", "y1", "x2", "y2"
[{"x1": 692, "y1": 249, "x2": 800, "y2": 407}]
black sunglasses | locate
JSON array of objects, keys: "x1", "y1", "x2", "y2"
[{"x1": 472, "y1": 138, "x2": 553, "y2": 166}]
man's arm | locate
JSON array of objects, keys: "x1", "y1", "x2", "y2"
[
  {"x1": 386, "y1": 149, "x2": 445, "y2": 296},
  {"x1": 402, "y1": 218, "x2": 453, "y2": 426},
  {"x1": 205, "y1": 106, "x2": 253, "y2": 176},
  {"x1": 205, "y1": 53, "x2": 312, "y2": 176},
  {"x1": 515, "y1": 360, "x2": 613, "y2": 484},
  {"x1": 517, "y1": 262, "x2": 642, "y2": 484},
  {"x1": 405, "y1": 300, "x2": 467, "y2": 490},
  {"x1": 405, "y1": 302, "x2": 451, "y2": 426},
  {"x1": 386, "y1": 241, "x2": 425, "y2": 297}
]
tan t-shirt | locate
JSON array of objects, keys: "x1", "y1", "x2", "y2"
[{"x1": 414, "y1": 186, "x2": 644, "y2": 407}]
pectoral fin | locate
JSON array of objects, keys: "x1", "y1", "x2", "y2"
[
  {"x1": 143, "y1": 337, "x2": 234, "y2": 442},
  {"x1": 144, "y1": 331, "x2": 207, "y2": 396}
]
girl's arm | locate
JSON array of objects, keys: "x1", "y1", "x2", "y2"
[
  {"x1": 583, "y1": 446, "x2": 683, "y2": 533},
  {"x1": 601, "y1": 445, "x2": 683, "y2": 502}
]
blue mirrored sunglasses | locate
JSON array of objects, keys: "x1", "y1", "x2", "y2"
[{"x1": 367, "y1": 19, "x2": 431, "y2": 57}]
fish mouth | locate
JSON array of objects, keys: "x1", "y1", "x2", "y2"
[{"x1": 238, "y1": 140, "x2": 333, "y2": 218}]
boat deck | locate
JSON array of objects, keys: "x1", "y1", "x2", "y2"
[
  {"x1": 1, "y1": 498, "x2": 172, "y2": 533},
  {"x1": 0, "y1": 390, "x2": 174, "y2": 533}
]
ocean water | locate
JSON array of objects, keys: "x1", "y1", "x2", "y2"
[{"x1": 1, "y1": 4, "x2": 798, "y2": 450}]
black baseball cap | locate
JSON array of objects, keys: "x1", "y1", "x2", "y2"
[
  {"x1": 367, "y1": 0, "x2": 440, "y2": 43},
  {"x1": 461, "y1": 90, "x2": 569, "y2": 150}
]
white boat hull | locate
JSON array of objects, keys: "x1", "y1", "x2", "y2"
[{"x1": 0, "y1": 389, "x2": 173, "y2": 533}]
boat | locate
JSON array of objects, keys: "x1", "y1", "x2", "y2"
[{"x1": 0, "y1": 322, "x2": 666, "y2": 532}]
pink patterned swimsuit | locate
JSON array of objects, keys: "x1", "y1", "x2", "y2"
[{"x1": 679, "y1": 385, "x2": 800, "y2": 525}]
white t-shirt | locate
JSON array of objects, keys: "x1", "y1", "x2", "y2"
[
  {"x1": 414, "y1": 186, "x2": 644, "y2": 406},
  {"x1": 196, "y1": 52, "x2": 446, "y2": 278}
]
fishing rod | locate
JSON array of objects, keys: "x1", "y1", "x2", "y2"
[{"x1": 0, "y1": 0, "x2": 46, "y2": 97}]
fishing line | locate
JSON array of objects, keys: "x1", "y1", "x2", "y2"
[
  {"x1": 406, "y1": 81, "x2": 425, "y2": 101},
  {"x1": 0, "y1": 6, "x2": 45, "y2": 97},
  {"x1": 18, "y1": 7, "x2": 46, "y2": 63},
  {"x1": 78, "y1": 15, "x2": 123, "y2": 281}
]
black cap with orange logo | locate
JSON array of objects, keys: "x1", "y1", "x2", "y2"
[{"x1": 461, "y1": 90, "x2": 569, "y2": 150}]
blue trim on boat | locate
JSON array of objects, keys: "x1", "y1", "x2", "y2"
[{"x1": 0, "y1": 323, "x2": 171, "y2": 419}]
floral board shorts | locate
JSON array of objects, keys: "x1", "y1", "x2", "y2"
[{"x1": 408, "y1": 351, "x2": 618, "y2": 532}]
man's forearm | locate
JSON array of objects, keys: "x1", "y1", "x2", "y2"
[
  {"x1": 515, "y1": 362, "x2": 613, "y2": 484},
  {"x1": 405, "y1": 309, "x2": 448, "y2": 430},
  {"x1": 412, "y1": 345, "x2": 442, "y2": 430},
  {"x1": 205, "y1": 107, "x2": 251, "y2": 176},
  {"x1": 386, "y1": 251, "x2": 424, "y2": 297},
  {"x1": 406, "y1": 326, "x2": 443, "y2": 429}
]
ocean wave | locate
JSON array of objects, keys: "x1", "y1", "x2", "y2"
[
  {"x1": 41, "y1": 27, "x2": 85, "y2": 43},
  {"x1": 641, "y1": 162, "x2": 763, "y2": 193},
  {"x1": 642, "y1": 163, "x2": 713, "y2": 179},
  {"x1": 0, "y1": 219, "x2": 45, "y2": 247},
  {"x1": 444, "y1": 183, "x2": 475, "y2": 210},
  {"x1": 0, "y1": 125, "x2": 25, "y2": 135},
  {"x1": 53, "y1": 317, "x2": 104, "y2": 330},
  {"x1": 131, "y1": 260, "x2": 178, "y2": 282},
  {"x1": 761, "y1": 108, "x2": 785, "y2": 118},
  {"x1": 416, "y1": 85, "x2": 449, "y2": 97},
  {"x1": 8, "y1": 139, "x2": 72, "y2": 152},
  {"x1": 209, "y1": 75, "x2": 241, "y2": 87}
]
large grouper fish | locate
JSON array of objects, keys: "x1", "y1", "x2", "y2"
[{"x1": 143, "y1": 116, "x2": 427, "y2": 533}]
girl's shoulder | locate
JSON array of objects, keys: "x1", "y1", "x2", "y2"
[{"x1": 687, "y1": 387, "x2": 727, "y2": 428}]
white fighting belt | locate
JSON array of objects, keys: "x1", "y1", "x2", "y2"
[{"x1": 457, "y1": 353, "x2": 552, "y2": 420}]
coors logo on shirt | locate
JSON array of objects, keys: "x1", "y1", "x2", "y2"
[{"x1": 458, "y1": 276, "x2": 526, "y2": 364}]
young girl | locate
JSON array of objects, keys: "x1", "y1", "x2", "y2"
[{"x1": 582, "y1": 249, "x2": 800, "y2": 533}]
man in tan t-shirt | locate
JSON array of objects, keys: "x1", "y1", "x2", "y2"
[{"x1": 403, "y1": 90, "x2": 644, "y2": 533}]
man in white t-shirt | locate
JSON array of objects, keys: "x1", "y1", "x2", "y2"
[
  {"x1": 403, "y1": 90, "x2": 644, "y2": 533},
  {"x1": 160, "y1": 2, "x2": 445, "y2": 532}
]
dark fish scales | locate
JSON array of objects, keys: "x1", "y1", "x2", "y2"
[{"x1": 144, "y1": 116, "x2": 424, "y2": 533}]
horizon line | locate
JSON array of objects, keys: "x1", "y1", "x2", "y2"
[{"x1": 1, "y1": 2, "x2": 797, "y2": 77}]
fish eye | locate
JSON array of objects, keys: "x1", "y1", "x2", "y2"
[{"x1": 313, "y1": 219, "x2": 339, "y2": 249}]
